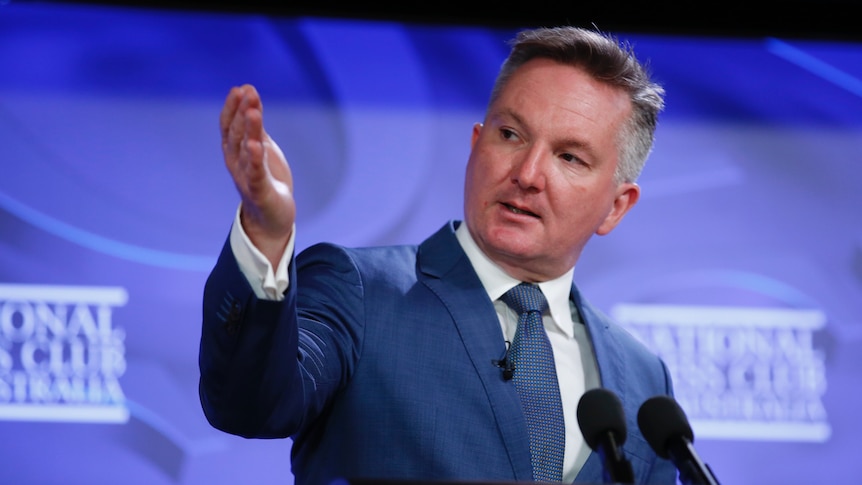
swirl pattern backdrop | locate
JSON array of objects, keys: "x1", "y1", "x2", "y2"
[{"x1": 1, "y1": 3, "x2": 861, "y2": 484}]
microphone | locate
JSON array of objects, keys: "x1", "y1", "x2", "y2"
[
  {"x1": 492, "y1": 340, "x2": 514, "y2": 380},
  {"x1": 637, "y1": 395, "x2": 720, "y2": 485},
  {"x1": 576, "y1": 388, "x2": 635, "y2": 484}
]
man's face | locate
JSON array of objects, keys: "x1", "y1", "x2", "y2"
[{"x1": 464, "y1": 57, "x2": 640, "y2": 282}]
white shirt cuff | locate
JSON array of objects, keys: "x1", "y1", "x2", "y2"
[{"x1": 228, "y1": 205, "x2": 295, "y2": 301}]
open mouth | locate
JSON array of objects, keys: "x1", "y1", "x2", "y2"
[{"x1": 503, "y1": 203, "x2": 539, "y2": 218}]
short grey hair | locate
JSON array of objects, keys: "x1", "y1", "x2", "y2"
[{"x1": 490, "y1": 26, "x2": 665, "y2": 183}]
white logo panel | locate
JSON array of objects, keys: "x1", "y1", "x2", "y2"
[
  {"x1": 613, "y1": 304, "x2": 830, "y2": 442},
  {"x1": 0, "y1": 284, "x2": 129, "y2": 423}
]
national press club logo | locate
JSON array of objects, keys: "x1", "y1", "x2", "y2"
[
  {"x1": 613, "y1": 303, "x2": 830, "y2": 442},
  {"x1": 0, "y1": 284, "x2": 129, "y2": 423}
]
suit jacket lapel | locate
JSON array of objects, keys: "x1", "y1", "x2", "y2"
[
  {"x1": 417, "y1": 221, "x2": 534, "y2": 481},
  {"x1": 571, "y1": 285, "x2": 648, "y2": 484},
  {"x1": 572, "y1": 286, "x2": 627, "y2": 404}
]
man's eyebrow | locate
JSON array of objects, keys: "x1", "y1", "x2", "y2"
[
  {"x1": 490, "y1": 108, "x2": 525, "y2": 127},
  {"x1": 557, "y1": 135, "x2": 590, "y2": 151}
]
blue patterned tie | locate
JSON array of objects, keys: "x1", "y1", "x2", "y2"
[{"x1": 502, "y1": 283, "x2": 565, "y2": 482}]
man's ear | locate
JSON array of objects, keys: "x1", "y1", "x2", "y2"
[
  {"x1": 471, "y1": 122, "x2": 483, "y2": 149},
  {"x1": 596, "y1": 182, "x2": 640, "y2": 236}
]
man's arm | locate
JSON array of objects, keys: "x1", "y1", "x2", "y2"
[
  {"x1": 199, "y1": 237, "x2": 365, "y2": 439},
  {"x1": 199, "y1": 237, "x2": 303, "y2": 437},
  {"x1": 199, "y1": 85, "x2": 304, "y2": 436}
]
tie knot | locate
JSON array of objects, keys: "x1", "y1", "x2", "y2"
[{"x1": 501, "y1": 283, "x2": 548, "y2": 315}]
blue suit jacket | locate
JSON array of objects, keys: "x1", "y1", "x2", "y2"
[{"x1": 199, "y1": 221, "x2": 677, "y2": 485}]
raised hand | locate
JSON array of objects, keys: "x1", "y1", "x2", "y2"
[{"x1": 220, "y1": 84, "x2": 296, "y2": 267}]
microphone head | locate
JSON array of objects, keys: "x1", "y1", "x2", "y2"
[
  {"x1": 576, "y1": 388, "x2": 628, "y2": 451},
  {"x1": 637, "y1": 395, "x2": 695, "y2": 459}
]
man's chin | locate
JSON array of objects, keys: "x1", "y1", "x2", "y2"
[{"x1": 482, "y1": 236, "x2": 539, "y2": 264}]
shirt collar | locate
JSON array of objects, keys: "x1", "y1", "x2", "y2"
[{"x1": 455, "y1": 222, "x2": 577, "y2": 337}]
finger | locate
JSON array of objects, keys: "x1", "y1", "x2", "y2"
[
  {"x1": 226, "y1": 91, "x2": 255, "y2": 169},
  {"x1": 243, "y1": 108, "x2": 265, "y2": 171},
  {"x1": 223, "y1": 85, "x2": 264, "y2": 160},
  {"x1": 219, "y1": 86, "x2": 243, "y2": 144},
  {"x1": 221, "y1": 89, "x2": 248, "y2": 171},
  {"x1": 240, "y1": 108, "x2": 268, "y2": 195},
  {"x1": 237, "y1": 98, "x2": 265, "y2": 172},
  {"x1": 242, "y1": 84, "x2": 263, "y2": 113},
  {"x1": 244, "y1": 100, "x2": 265, "y2": 150}
]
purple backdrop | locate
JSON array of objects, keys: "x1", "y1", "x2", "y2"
[{"x1": 1, "y1": 2, "x2": 861, "y2": 484}]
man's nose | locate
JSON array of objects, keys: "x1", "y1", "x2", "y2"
[{"x1": 510, "y1": 145, "x2": 546, "y2": 191}]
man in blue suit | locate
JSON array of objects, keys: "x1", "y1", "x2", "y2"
[{"x1": 199, "y1": 26, "x2": 678, "y2": 484}]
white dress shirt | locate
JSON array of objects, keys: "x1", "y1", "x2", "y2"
[
  {"x1": 454, "y1": 223, "x2": 598, "y2": 482},
  {"x1": 229, "y1": 212, "x2": 599, "y2": 482}
]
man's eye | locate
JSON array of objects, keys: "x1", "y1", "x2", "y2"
[
  {"x1": 560, "y1": 153, "x2": 586, "y2": 165},
  {"x1": 500, "y1": 128, "x2": 517, "y2": 140}
]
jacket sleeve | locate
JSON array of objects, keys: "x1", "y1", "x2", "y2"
[{"x1": 198, "y1": 238, "x2": 364, "y2": 439}]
